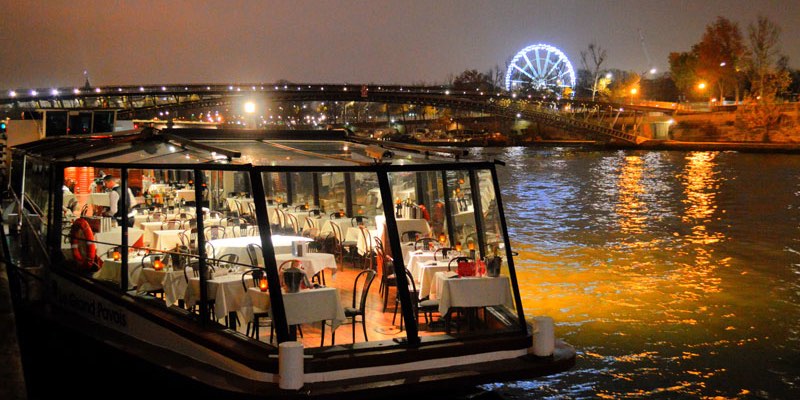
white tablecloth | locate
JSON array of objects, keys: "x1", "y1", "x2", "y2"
[
  {"x1": 435, "y1": 273, "x2": 513, "y2": 315},
  {"x1": 94, "y1": 227, "x2": 144, "y2": 257},
  {"x1": 90, "y1": 193, "x2": 110, "y2": 207},
  {"x1": 208, "y1": 235, "x2": 314, "y2": 264},
  {"x1": 175, "y1": 189, "x2": 196, "y2": 202},
  {"x1": 92, "y1": 255, "x2": 145, "y2": 289},
  {"x1": 417, "y1": 261, "x2": 451, "y2": 300},
  {"x1": 185, "y1": 272, "x2": 246, "y2": 319},
  {"x1": 226, "y1": 197, "x2": 254, "y2": 214},
  {"x1": 148, "y1": 184, "x2": 171, "y2": 194},
  {"x1": 153, "y1": 229, "x2": 185, "y2": 251},
  {"x1": 163, "y1": 268, "x2": 189, "y2": 305},
  {"x1": 375, "y1": 215, "x2": 431, "y2": 238},
  {"x1": 135, "y1": 267, "x2": 184, "y2": 297},
  {"x1": 275, "y1": 253, "x2": 337, "y2": 281},
  {"x1": 242, "y1": 287, "x2": 346, "y2": 328}
]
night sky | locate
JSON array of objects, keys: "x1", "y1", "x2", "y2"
[{"x1": 1, "y1": 0, "x2": 797, "y2": 89}]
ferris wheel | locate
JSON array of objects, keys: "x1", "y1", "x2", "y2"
[{"x1": 504, "y1": 44, "x2": 576, "y2": 94}]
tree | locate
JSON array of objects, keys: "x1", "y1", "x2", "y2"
[
  {"x1": 605, "y1": 70, "x2": 640, "y2": 103},
  {"x1": 580, "y1": 42, "x2": 607, "y2": 101},
  {"x1": 694, "y1": 17, "x2": 746, "y2": 102},
  {"x1": 452, "y1": 69, "x2": 492, "y2": 92},
  {"x1": 745, "y1": 15, "x2": 790, "y2": 99},
  {"x1": 668, "y1": 51, "x2": 699, "y2": 100}
]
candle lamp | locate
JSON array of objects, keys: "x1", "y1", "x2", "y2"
[
  {"x1": 455, "y1": 242, "x2": 462, "y2": 252},
  {"x1": 112, "y1": 251, "x2": 121, "y2": 261},
  {"x1": 153, "y1": 257, "x2": 164, "y2": 271},
  {"x1": 259, "y1": 276, "x2": 268, "y2": 292},
  {"x1": 468, "y1": 241, "x2": 476, "y2": 259},
  {"x1": 438, "y1": 233, "x2": 447, "y2": 245}
]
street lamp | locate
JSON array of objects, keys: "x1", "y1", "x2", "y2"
[
  {"x1": 630, "y1": 87, "x2": 638, "y2": 104},
  {"x1": 244, "y1": 101, "x2": 257, "y2": 128}
]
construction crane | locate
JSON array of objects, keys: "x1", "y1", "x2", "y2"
[{"x1": 638, "y1": 28, "x2": 657, "y2": 77}]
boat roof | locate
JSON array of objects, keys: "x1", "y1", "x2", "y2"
[{"x1": 12, "y1": 127, "x2": 485, "y2": 170}]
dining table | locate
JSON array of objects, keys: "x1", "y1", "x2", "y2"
[
  {"x1": 375, "y1": 215, "x2": 431, "y2": 239},
  {"x1": 152, "y1": 229, "x2": 186, "y2": 251},
  {"x1": 184, "y1": 270, "x2": 247, "y2": 328},
  {"x1": 434, "y1": 272, "x2": 513, "y2": 316},
  {"x1": 94, "y1": 227, "x2": 145, "y2": 257},
  {"x1": 207, "y1": 235, "x2": 314, "y2": 264},
  {"x1": 275, "y1": 252, "x2": 337, "y2": 282},
  {"x1": 134, "y1": 267, "x2": 185, "y2": 301},
  {"x1": 242, "y1": 286, "x2": 346, "y2": 343},
  {"x1": 175, "y1": 189, "x2": 196, "y2": 202},
  {"x1": 92, "y1": 254, "x2": 146, "y2": 289}
]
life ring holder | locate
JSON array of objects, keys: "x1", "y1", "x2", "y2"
[{"x1": 70, "y1": 218, "x2": 97, "y2": 271}]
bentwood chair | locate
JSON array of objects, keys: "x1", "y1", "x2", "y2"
[
  {"x1": 392, "y1": 269, "x2": 439, "y2": 330},
  {"x1": 350, "y1": 215, "x2": 368, "y2": 227},
  {"x1": 286, "y1": 213, "x2": 300, "y2": 234},
  {"x1": 183, "y1": 260, "x2": 216, "y2": 319},
  {"x1": 246, "y1": 243, "x2": 264, "y2": 267},
  {"x1": 136, "y1": 252, "x2": 167, "y2": 299},
  {"x1": 434, "y1": 247, "x2": 454, "y2": 261},
  {"x1": 162, "y1": 219, "x2": 184, "y2": 230},
  {"x1": 331, "y1": 269, "x2": 376, "y2": 345},
  {"x1": 203, "y1": 225, "x2": 227, "y2": 241},
  {"x1": 414, "y1": 237, "x2": 439, "y2": 251},
  {"x1": 241, "y1": 268, "x2": 272, "y2": 342},
  {"x1": 400, "y1": 230, "x2": 422, "y2": 243},
  {"x1": 376, "y1": 245, "x2": 397, "y2": 312}
]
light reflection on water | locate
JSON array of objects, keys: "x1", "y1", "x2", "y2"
[{"x1": 473, "y1": 147, "x2": 800, "y2": 399}]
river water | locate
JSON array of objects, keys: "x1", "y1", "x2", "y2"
[{"x1": 471, "y1": 147, "x2": 800, "y2": 399}]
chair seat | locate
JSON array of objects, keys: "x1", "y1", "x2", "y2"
[
  {"x1": 419, "y1": 299, "x2": 439, "y2": 309},
  {"x1": 344, "y1": 307, "x2": 362, "y2": 317}
]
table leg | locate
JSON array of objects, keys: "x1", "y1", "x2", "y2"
[{"x1": 228, "y1": 311, "x2": 238, "y2": 330}]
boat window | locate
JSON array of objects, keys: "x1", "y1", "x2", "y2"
[
  {"x1": 446, "y1": 170, "x2": 476, "y2": 252},
  {"x1": 319, "y1": 172, "x2": 346, "y2": 215},
  {"x1": 476, "y1": 170, "x2": 504, "y2": 260},
  {"x1": 21, "y1": 155, "x2": 52, "y2": 240}
]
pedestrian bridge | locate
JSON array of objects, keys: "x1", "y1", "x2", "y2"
[{"x1": 0, "y1": 83, "x2": 677, "y2": 144}]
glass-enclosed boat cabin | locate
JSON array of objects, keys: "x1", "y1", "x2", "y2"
[{"x1": 10, "y1": 127, "x2": 528, "y2": 357}]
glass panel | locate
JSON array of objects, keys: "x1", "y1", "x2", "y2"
[
  {"x1": 446, "y1": 170, "x2": 476, "y2": 252},
  {"x1": 319, "y1": 172, "x2": 345, "y2": 216},
  {"x1": 290, "y1": 172, "x2": 314, "y2": 208},
  {"x1": 22, "y1": 156, "x2": 52, "y2": 240},
  {"x1": 476, "y1": 170, "x2": 503, "y2": 257},
  {"x1": 263, "y1": 172, "x2": 287, "y2": 203}
]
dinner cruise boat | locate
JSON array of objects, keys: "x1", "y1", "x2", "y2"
[{"x1": 4, "y1": 127, "x2": 574, "y2": 398}]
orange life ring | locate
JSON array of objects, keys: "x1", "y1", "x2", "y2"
[{"x1": 70, "y1": 218, "x2": 97, "y2": 271}]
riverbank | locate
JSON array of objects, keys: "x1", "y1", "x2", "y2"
[{"x1": 412, "y1": 138, "x2": 800, "y2": 153}]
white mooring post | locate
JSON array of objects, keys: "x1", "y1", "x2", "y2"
[
  {"x1": 279, "y1": 341, "x2": 304, "y2": 390},
  {"x1": 531, "y1": 316, "x2": 555, "y2": 357}
]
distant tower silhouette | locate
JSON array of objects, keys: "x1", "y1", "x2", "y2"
[{"x1": 83, "y1": 70, "x2": 91, "y2": 89}]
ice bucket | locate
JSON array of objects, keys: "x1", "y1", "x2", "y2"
[
  {"x1": 486, "y1": 256, "x2": 502, "y2": 277},
  {"x1": 281, "y1": 263, "x2": 310, "y2": 293}
]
